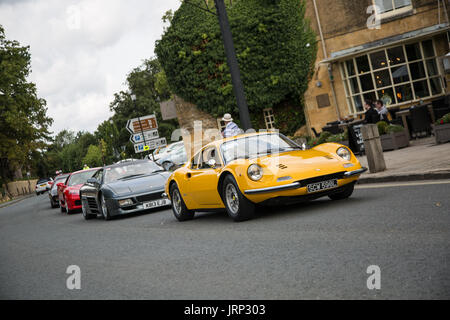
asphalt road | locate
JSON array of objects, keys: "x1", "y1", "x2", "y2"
[{"x1": 0, "y1": 181, "x2": 449, "y2": 299}]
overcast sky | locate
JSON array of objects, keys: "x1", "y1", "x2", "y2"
[{"x1": 0, "y1": 0, "x2": 181, "y2": 136}]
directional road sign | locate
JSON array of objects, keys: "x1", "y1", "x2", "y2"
[
  {"x1": 129, "y1": 129, "x2": 159, "y2": 144},
  {"x1": 133, "y1": 137, "x2": 167, "y2": 154},
  {"x1": 126, "y1": 114, "x2": 158, "y2": 134}
]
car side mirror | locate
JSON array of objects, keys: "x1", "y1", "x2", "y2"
[
  {"x1": 87, "y1": 178, "x2": 98, "y2": 185},
  {"x1": 207, "y1": 158, "x2": 217, "y2": 168},
  {"x1": 56, "y1": 182, "x2": 64, "y2": 188}
]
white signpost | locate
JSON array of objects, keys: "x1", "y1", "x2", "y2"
[
  {"x1": 133, "y1": 138, "x2": 167, "y2": 154},
  {"x1": 126, "y1": 114, "x2": 167, "y2": 155}
]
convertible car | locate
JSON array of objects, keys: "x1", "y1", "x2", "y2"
[
  {"x1": 165, "y1": 132, "x2": 367, "y2": 222},
  {"x1": 79, "y1": 160, "x2": 171, "y2": 220}
]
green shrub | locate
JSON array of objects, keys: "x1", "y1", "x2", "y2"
[
  {"x1": 386, "y1": 124, "x2": 405, "y2": 134},
  {"x1": 436, "y1": 113, "x2": 450, "y2": 125},
  {"x1": 377, "y1": 121, "x2": 388, "y2": 135}
]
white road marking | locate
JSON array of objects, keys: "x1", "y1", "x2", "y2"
[{"x1": 356, "y1": 180, "x2": 450, "y2": 189}]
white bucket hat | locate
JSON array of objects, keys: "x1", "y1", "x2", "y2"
[{"x1": 222, "y1": 113, "x2": 233, "y2": 122}]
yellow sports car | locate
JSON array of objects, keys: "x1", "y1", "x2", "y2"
[{"x1": 165, "y1": 132, "x2": 367, "y2": 222}]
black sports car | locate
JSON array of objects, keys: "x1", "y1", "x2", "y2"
[{"x1": 79, "y1": 160, "x2": 171, "y2": 220}]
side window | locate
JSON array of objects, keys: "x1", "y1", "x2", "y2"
[
  {"x1": 199, "y1": 147, "x2": 221, "y2": 169},
  {"x1": 190, "y1": 152, "x2": 201, "y2": 169},
  {"x1": 93, "y1": 169, "x2": 103, "y2": 183}
]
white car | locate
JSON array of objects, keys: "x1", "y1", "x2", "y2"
[
  {"x1": 156, "y1": 144, "x2": 187, "y2": 171},
  {"x1": 35, "y1": 178, "x2": 53, "y2": 195},
  {"x1": 149, "y1": 142, "x2": 184, "y2": 162}
]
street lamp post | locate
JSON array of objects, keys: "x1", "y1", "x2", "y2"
[
  {"x1": 130, "y1": 94, "x2": 151, "y2": 159},
  {"x1": 213, "y1": 0, "x2": 252, "y2": 131}
]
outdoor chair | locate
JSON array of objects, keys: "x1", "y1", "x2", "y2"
[{"x1": 409, "y1": 105, "x2": 432, "y2": 138}]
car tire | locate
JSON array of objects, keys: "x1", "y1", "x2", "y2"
[
  {"x1": 170, "y1": 183, "x2": 194, "y2": 221},
  {"x1": 328, "y1": 183, "x2": 354, "y2": 200},
  {"x1": 50, "y1": 198, "x2": 58, "y2": 208},
  {"x1": 64, "y1": 196, "x2": 73, "y2": 214},
  {"x1": 82, "y1": 201, "x2": 96, "y2": 220},
  {"x1": 222, "y1": 175, "x2": 255, "y2": 222},
  {"x1": 100, "y1": 194, "x2": 111, "y2": 221}
]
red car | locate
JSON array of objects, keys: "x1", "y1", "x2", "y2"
[{"x1": 57, "y1": 168, "x2": 100, "y2": 213}]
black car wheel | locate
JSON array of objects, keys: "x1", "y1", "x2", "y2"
[
  {"x1": 328, "y1": 183, "x2": 354, "y2": 200},
  {"x1": 100, "y1": 194, "x2": 111, "y2": 220},
  {"x1": 50, "y1": 197, "x2": 58, "y2": 208},
  {"x1": 222, "y1": 175, "x2": 255, "y2": 222},
  {"x1": 170, "y1": 183, "x2": 194, "y2": 221},
  {"x1": 82, "y1": 200, "x2": 96, "y2": 220}
]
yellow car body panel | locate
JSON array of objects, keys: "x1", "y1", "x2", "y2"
[{"x1": 165, "y1": 133, "x2": 365, "y2": 210}]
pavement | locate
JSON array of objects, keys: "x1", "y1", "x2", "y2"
[
  {"x1": 357, "y1": 137, "x2": 450, "y2": 183},
  {"x1": 0, "y1": 193, "x2": 34, "y2": 209},
  {"x1": 0, "y1": 181, "x2": 449, "y2": 299}
]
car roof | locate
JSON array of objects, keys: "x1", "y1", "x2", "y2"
[
  {"x1": 70, "y1": 167, "x2": 102, "y2": 175},
  {"x1": 104, "y1": 159, "x2": 157, "y2": 170}
]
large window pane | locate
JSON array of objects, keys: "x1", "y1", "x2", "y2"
[
  {"x1": 370, "y1": 51, "x2": 388, "y2": 70},
  {"x1": 395, "y1": 84, "x2": 413, "y2": 102},
  {"x1": 345, "y1": 60, "x2": 355, "y2": 76},
  {"x1": 405, "y1": 43, "x2": 421, "y2": 61},
  {"x1": 413, "y1": 80, "x2": 430, "y2": 99},
  {"x1": 375, "y1": 0, "x2": 393, "y2": 13},
  {"x1": 422, "y1": 40, "x2": 434, "y2": 58},
  {"x1": 359, "y1": 74, "x2": 374, "y2": 91},
  {"x1": 349, "y1": 77, "x2": 360, "y2": 94},
  {"x1": 356, "y1": 55, "x2": 370, "y2": 74},
  {"x1": 377, "y1": 88, "x2": 395, "y2": 106},
  {"x1": 426, "y1": 59, "x2": 438, "y2": 76},
  {"x1": 374, "y1": 69, "x2": 391, "y2": 88},
  {"x1": 429, "y1": 77, "x2": 442, "y2": 95},
  {"x1": 363, "y1": 92, "x2": 377, "y2": 103},
  {"x1": 392, "y1": 65, "x2": 409, "y2": 83},
  {"x1": 353, "y1": 95, "x2": 363, "y2": 112},
  {"x1": 409, "y1": 61, "x2": 426, "y2": 80},
  {"x1": 394, "y1": 0, "x2": 411, "y2": 9},
  {"x1": 387, "y1": 46, "x2": 405, "y2": 65}
]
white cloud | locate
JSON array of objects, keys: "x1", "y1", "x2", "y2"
[{"x1": 0, "y1": 0, "x2": 181, "y2": 135}]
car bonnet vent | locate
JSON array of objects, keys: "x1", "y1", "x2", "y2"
[{"x1": 277, "y1": 164, "x2": 288, "y2": 169}]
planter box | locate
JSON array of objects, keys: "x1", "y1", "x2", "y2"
[
  {"x1": 433, "y1": 123, "x2": 450, "y2": 144},
  {"x1": 380, "y1": 130, "x2": 409, "y2": 151}
]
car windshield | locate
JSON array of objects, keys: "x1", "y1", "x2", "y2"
[
  {"x1": 104, "y1": 161, "x2": 164, "y2": 183},
  {"x1": 220, "y1": 134, "x2": 301, "y2": 163},
  {"x1": 37, "y1": 178, "x2": 50, "y2": 184},
  {"x1": 67, "y1": 170, "x2": 97, "y2": 186}
]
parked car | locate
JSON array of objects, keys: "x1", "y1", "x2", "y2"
[
  {"x1": 156, "y1": 144, "x2": 188, "y2": 171},
  {"x1": 35, "y1": 178, "x2": 53, "y2": 195},
  {"x1": 48, "y1": 173, "x2": 70, "y2": 208},
  {"x1": 150, "y1": 141, "x2": 184, "y2": 162},
  {"x1": 57, "y1": 168, "x2": 100, "y2": 213},
  {"x1": 79, "y1": 160, "x2": 171, "y2": 220},
  {"x1": 165, "y1": 132, "x2": 367, "y2": 222}
]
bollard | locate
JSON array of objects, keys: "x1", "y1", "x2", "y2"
[{"x1": 361, "y1": 124, "x2": 386, "y2": 173}]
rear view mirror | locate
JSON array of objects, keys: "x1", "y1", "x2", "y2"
[{"x1": 207, "y1": 159, "x2": 217, "y2": 168}]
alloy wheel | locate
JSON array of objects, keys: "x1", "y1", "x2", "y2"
[
  {"x1": 172, "y1": 189, "x2": 182, "y2": 215},
  {"x1": 225, "y1": 183, "x2": 239, "y2": 214}
]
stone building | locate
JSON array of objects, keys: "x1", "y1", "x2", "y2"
[{"x1": 303, "y1": 0, "x2": 450, "y2": 135}]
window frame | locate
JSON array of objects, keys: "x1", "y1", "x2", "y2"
[
  {"x1": 340, "y1": 39, "x2": 444, "y2": 115},
  {"x1": 263, "y1": 108, "x2": 275, "y2": 130},
  {"x1": 372, "y1": 0, "x2": 413, "y2": 20}
]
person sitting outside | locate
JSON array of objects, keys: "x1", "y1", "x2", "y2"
[
  {"x1": 375, "y1": 99, "x2": 389, "y2": 122},
  {"x1": 221, "y1": 113, "x2": 241, "y2": 138},
  {"x1": 363, "y1": 100, "x2": 380, "y2": 124}
]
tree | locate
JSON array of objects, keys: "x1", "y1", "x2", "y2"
[
  {"x1": 0, "y1": 25, "x2": 53, "y2": 181},
  {"x1": 82, "y1": 145, "x2": 103, "y2": 168},
  {"x1": 155, "y1": 0, "x2": 317, "y2": 134}
]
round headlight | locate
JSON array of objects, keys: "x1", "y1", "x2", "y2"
[
  {"x1": 337, "y1": 147, "x2": 351, "y2": 161},
  {"x1": 247, "y1": 164, "x2": 263, "y2": 181}
]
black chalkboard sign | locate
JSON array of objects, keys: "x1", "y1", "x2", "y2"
[{"x1": 348, "y1": 124, "x2": 365, "y2": 155}]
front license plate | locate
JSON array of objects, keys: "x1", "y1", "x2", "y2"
[
  {"x1": 143, "y1": 199, "x2": 171, "y2": 209},
  {"x1": 307, "y1": 179, "x2": 338, "y2": 193}
]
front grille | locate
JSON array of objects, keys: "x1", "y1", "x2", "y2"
[
  {"x1": 87, "y1": 197, "x2": 98, "y2": 209},
  {"x1": 298, "y1": 171, "x2": 346, "y2": 187},
  {"x1": 136, "y1": 192, "x2": 164, "y2": 203}
]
